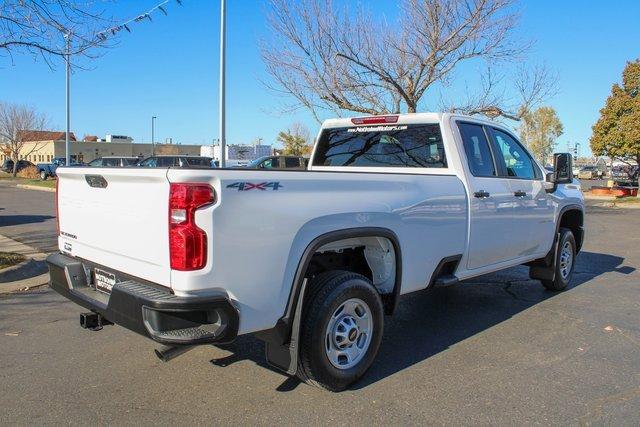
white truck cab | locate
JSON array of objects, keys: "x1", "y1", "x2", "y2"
[{"x1": 48, "y1": 113, "x2": 584, "y2": 391}]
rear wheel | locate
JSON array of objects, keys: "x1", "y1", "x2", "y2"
[
  {"x1": 541, "y1": 228, "x2": 576, "y2": 291},
  {"x1": 40, "y1": 170, "x2": 47, "y2": 180},
  {"x1": 297, "y1": 270, "x2": 383, "y2": 391}
]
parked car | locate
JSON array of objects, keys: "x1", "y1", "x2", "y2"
[
  {"x1": 611, "y1": 165, "x2": 639, "y2": 184},
  {"x1": 88, "y1": 156, "x2": 140, "y2": 167},
  {"x1": 577, "y1": 165, "x2": 602, "y2": 180},
  {"x1": 48, "y1": 112, "x2": 584, "y2": 392},
  {"x1": 1, "y1": 159, "x2": 34, "y2": 174},
  {"x1": 37, "y1": 157, "x2": 84, "y2": 180},
  {"x1": 137, "y1": 155, "x2": 214, "y2": 168},
  {"x1": 245, "y1": 155, "x2": 308, "y2": 169}
]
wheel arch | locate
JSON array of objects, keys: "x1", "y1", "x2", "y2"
[
  {"x1": 557, "y1": 205, "x2": 584, "y2": 253},
  {"x1": 273, "y1": 227, "x2": 402, "y2": 345}
]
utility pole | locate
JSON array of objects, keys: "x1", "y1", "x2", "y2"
[
  {"x1": 219, "y1": 0, "x2": 226, "y2": 168},
  {"x1": 151, "y1": 116, "x2": 157, "y2": 156},
  {"x1": 65, "y1": 32, "x2": 71, "y2": 165}
]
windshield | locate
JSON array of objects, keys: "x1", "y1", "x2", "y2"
[{"x1": 312, "y1": 124, "x2": 446, "y2": 168}]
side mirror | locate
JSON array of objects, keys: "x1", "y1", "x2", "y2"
[{"x1": 552, "y1": 153, "x2": 573, "y2": 184}]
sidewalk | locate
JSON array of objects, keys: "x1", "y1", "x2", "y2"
[{"x1": 0, "y1": 234, "x2": 50, "y2": 294}]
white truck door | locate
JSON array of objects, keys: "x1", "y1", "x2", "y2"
[
  {"x1": 487, "y1": 127, "x2": 556, "y2": 256},
  {"x1": 457, "y1": 122, "x2": 519, "y2": 269}
]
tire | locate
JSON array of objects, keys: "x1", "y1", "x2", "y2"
[
  {"x1": 40, "y1": 170, "x2": 47, "y2": 180},
  {"x1": 541, "y1": 228, "x2": 576, "y2": 291},
  {"x1": 297, "y1": 270, "x2": 384, "y2": 392}
]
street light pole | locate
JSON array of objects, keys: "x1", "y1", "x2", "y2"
[
  {"x1": 151, "y1": 116, "x2": 157, "y2": 156},
  {"x1": 219, "y1": 0, "x2": 226, "y2": 168},
  {"x1": 65, "y1": 32, "x2": 71, "y2": 165}
]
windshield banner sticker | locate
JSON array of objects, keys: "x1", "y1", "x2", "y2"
[{"x1": 347, "y1": 125, "x2": 408, "y2": 133}]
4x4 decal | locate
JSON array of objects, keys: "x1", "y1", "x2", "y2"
[{"x1": 227, "y1": 182, "x2": 282, "y2": 191}]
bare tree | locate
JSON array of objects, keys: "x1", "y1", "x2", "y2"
[
  {"x1": 446, "y1": 63, "x2": 559, "y2": 120},
  {"x1": 1, "y1": 1, "x2": 182, "y2": 67},
  {"x1": 0, "y1": 1, "x2": 117, "y2": 66},
  {"x1": 0, "y1": 102, "x2": 49, "y2": 176},
  {"x1": 262, "y1": 0, "x2": 555, "y2": 121}
]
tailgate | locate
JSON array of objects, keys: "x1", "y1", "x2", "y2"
[{"x1": 56, "y1": 167, "x2": 171, "y2": 287}]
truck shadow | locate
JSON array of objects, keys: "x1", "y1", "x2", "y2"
[
  {"x1": 210, "y1": 251, "x2": 632, "y2": 392},
  {"x1": 0, "y1": 214, "x2": 55, "y2": 227}
]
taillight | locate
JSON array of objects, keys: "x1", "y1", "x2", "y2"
[
  {"x1": 55, "y1": 178, "x2": 60, "y2": 235},
  {"x1": 350, "y1": 115, "x2": 399, "y2": 125},
  {"x1": 169, "y1": 183, "x2": 215, "y2": 271}
]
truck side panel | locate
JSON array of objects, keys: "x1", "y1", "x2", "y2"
[{"x1": 167, "y1": 169, "x2": 467, "y2": 334}]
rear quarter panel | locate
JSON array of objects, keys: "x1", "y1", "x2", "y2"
[{"x1": 168, "y1": 168, "x2": 467, "y2": 334}]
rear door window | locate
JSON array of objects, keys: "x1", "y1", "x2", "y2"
[
  {"x1": 458, "y1": 123, "x2": 496, "y2": 177},
  {"x1": 102, "y1": 158, "x2": 120, "y2": 167},
  {"x1": 312, "y1": 124, "x2": 446, "y2": 168},
  {"x1": 183, "y1": 157, "x2": 212, "y2": 168},
  {"x1": 156, "y1": 157, "x2": 176, "y2": 167},
  {"x1": 138, "y1": 157, "x2": 157, "y2": 167},
  {"x1": 285, "y1": 157, "x2": 301, "y2": 168}
]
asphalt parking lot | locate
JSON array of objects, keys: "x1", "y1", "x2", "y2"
[{"x1": 1, "y1": 184, "x2": 639, "y2": 424}]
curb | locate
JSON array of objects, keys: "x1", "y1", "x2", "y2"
[
  {"x1": 0, "y1": 234, "x2": 50, "y2": 294},
  {"x1": 601, "y1": 202, "x2": 640, "y2": 209},
  {"x1": 16, "y1": 184, "x2": 55, "y2": 193},
  {"x1": 584, "y1": 195, "x2": 640, "y2": 209},
  {"x1": 0, "y1": 273, "x2": 50, "y2": 294}
]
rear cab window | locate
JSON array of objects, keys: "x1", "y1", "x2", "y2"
[{"x1": 312, "y1": 123, "x2": 447, "y2": 169}]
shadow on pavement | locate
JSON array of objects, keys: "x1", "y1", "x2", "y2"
[
  {"x1": 0, "y1": 259, "x2": 47, "y2": 283},
  {"x1": 0, "y1": 215, "x2": 55, "y2": 227},
  {"x1": 207, "y1": 250, "x2": 632, "y2": 392}
]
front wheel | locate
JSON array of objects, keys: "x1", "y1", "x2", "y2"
[
  {"x1": 541, "y1": 228, "x2": 576, "y2": 291},
  {"x1": 297, "y1": 271, "x2": 384, "y2": 391}
]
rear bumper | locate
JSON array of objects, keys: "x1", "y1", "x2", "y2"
[{"x1": 47, "y1": 253, "x2": 239, "y2": 345}]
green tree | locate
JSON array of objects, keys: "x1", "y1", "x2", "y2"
[
  {"x1": 590, "y1": 59, "x2": 640, "y2": 166},
  {"x1": 519, "y1": 106, "x2": 564, "y2": 164},
  {"x1": 277, "y1": 123, "x2": 312, "y2": 156}
]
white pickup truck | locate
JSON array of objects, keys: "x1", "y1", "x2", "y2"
[{"x1": 48, "y1": 113, "x2": 584, "y2": 391}]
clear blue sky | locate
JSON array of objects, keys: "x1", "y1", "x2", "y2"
[{"x1": 1, "y1": 0, "x2": 639, "y2": 156}]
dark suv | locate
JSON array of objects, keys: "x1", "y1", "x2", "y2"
[
  {"x1": 137, "y1": 156, "x2": 214, "y2": 168},
  {"x1": 246, "y1": 156, "x2": 308, "y2": 170}
]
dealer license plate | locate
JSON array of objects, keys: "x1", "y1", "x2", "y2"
[{"x1": 94, "y1": 268, "x2": 116, "y2": 294}]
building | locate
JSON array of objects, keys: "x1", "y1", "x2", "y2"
[
  {"x1": 201, "y1": 144, "x2": 273, "y2": 164},
  {"x1": 98, "y1": 134, "x2": 134, "y2": 143},
  {"x1": 0, "y1": 130, "x2": 201, "y2": 164}
]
